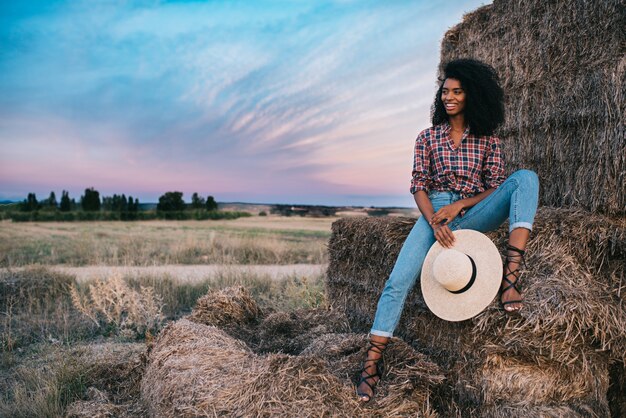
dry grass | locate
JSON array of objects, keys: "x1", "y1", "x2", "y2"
[
  {"x1": 0, "y1": 268, "x2": 98, "y2": 350},
  {"x1": 70, "y1": 275, "x2": 165, "y2": 339},
  {"x1": 0, "y1": 342, "x2": 146, "y2": 418},
  {"x1": 0, "y1": 216, "x2": 332, "y2": 267},
  {"x1": 42, "y1": 263, "x2": 326, "y2": 283},
  {"x1": 1, "y1": 267, "x2": 326, "y2": 352},
  {"x1": 126, "y1": 269, "x2": 327, "y2": 317},
  {"x1": 0, "y1": 352, "x2": 89, "y2": 418},
  {"x1": 0, "y1": 267, "x2": 327, "y2": 417}
]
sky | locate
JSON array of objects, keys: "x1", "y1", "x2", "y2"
[{"x1": 0, "y1": 0, "x2": 489, "y2": 207}]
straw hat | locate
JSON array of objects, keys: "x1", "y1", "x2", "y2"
[{"x1": 421, "y1": 229, "x2": 502, "y2": 322}]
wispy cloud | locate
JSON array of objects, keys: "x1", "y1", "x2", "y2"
[{"x1": 0, "y1": 0, "x2": 489, "y2": 205}]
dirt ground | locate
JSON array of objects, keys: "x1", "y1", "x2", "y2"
[{"x1": 2, "y1": 263, "x2": 327, "y2": 282}]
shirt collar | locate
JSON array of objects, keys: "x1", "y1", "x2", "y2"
[
  {"x1": 442, "y1": 121, "x2": 470, "y2": 149},
  {"x1": 442, "y1": 121, "x2": 470, "y2": 135}
]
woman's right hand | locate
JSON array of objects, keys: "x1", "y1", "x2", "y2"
[{"x1": 432, "y1": 223, "x2": 455, "y2": 248}]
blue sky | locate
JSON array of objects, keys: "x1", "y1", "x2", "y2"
[{"x1": 0, "y1": 0, "x2": 489, "y2": 206}]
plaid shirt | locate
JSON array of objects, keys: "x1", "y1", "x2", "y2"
[{"x1": 410, "y1": 122, "x2": 506, "y2": 199}]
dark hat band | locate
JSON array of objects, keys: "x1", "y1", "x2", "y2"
[{"x1": 447, "y1": 255, "x2": 477, "y2": 294}]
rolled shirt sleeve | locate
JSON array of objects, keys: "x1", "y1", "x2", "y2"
[
  {"x1": 410, "y1": 131, "x2": 431, "y2": 194},
  {"x1": 482, "y1": 136, "x2": 506, "y2": 189}
]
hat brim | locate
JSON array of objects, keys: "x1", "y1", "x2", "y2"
[{"x1": 421, "y1": 229, "x2": 502, "y2": 322}]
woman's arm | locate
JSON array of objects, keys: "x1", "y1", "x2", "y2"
[
  {"x1": 410, "y1": 132, "x2": 431, "y2": 195},
  {"x1": 414, "y1": 190, "x2": 435, "y2": 222},
  {"x1": 414, "y1": 190, "x2": 454, "y2": 248},
  {"x1": 430, "y1": 188, "x2": 496, "y2": 225},
  {"x1": 429, "y1": 188, "x2": 496, "y2": 248},
  {"x1": 482, "y1": 136, "x2": 506, "y2": 189}
]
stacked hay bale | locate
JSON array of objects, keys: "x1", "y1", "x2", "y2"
[
  {"x1": 438, "y1": 1, "x2": 625, "y2": 413},
  {"x1": 440, "y1": 0, "x2": 625, "y2": 216},
  {"x1": 325, "y1": 0, "x2": 626, "y2": 415},
  {"x1": 326, "y1": 209, "x2": 625, "y2": 416},
  {"x1": 141, "y1": 287, "x2": 445, "y2": 417}
]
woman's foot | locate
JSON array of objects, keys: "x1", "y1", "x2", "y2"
[
  {"x1": 500, "y1": 244, "x2": 526, "y2": 314},
  {"x1": 356, "y1": 337, "x2": 388, "y2": 402}
]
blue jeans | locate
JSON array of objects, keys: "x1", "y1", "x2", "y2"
[{"x1": 370, "y1": 169, "x2": 539, "y2": 337}]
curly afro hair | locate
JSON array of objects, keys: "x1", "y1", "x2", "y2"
[{"x1": 432, "y1": 58, "x2": 505, "y2": 137}]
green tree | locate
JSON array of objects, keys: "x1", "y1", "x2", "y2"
[
  {"x1": 20, "y1": 193, "x2": 39, "y2": 212},
  {"x1": 101, "y1": 196, "x2": 112, "y2": 211},
  {"x1": 205, "y1": 195, "x2": 218, "y2": 211},
  {"x1": 47, "y1": 191, "x2": 57, "y2": 208},
  {"x1": 157, "y1": 191, "x2": 185, "y2": 212},
  {"x1": 81, "y1": 187, "x2": 101, "y2": 212},
  {"x1": 127, "y1": 196, "x2": 139, "y2": 213},
  {"x1": 191, "y1": 192, "x2": 206, "y2": 209},
  {"x1": 120, "y1": 194, "x2": 128, "y2": 212},
  {"x1": 60, "y1": 191, "x2": 71, "y2": 212},
  {"x1": 102, "y1": 194, "x2": 128, "y2": 212}
]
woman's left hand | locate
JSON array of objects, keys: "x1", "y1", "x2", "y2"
[{"x1": 430, "y1": 201, "x2": 464, "y2": 226}]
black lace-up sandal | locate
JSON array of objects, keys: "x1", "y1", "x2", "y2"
[
  {"x1": 500, "y1": 244, "x2": 526, "y2": 315},
  {"x1": 356, "y1": 339, "x2": 388, "y2": 403}
]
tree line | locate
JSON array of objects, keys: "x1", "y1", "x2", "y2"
[
  {"x1": 19, "y1": 188, "x2": 140, "y2": 213},
  {"x1": 2, "y1": 188, "x2": 241, "y2": 222},
  {"x1": 157, "y1": 192, "x2": 217, "y2": 212},
  {"x1": 17, "y1": 188, "x2": 217, "y2": 213}
]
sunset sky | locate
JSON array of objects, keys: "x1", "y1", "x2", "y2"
[{"x1": 0, "y1": 0, "x2": 488, "y2": 206}]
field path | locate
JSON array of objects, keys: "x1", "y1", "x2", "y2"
[{"x1": 4, "y1": 264, "x2": 328, "y2": 282}]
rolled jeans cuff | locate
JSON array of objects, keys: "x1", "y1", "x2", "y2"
[
  {"x1": 370, "y1": 329, "x2": 393, "y2": 338},
  {"x1": 509, "y1": 221, "x2": 533, "y2": 233}
]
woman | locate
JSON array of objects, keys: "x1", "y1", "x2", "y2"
[{"x1": 356, "y1": 58, "x2": 539, "y2": 402}]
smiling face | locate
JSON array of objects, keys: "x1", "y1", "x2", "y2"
[{"x1": 441, "y1": 78, "x2": 466, "y2": 117}]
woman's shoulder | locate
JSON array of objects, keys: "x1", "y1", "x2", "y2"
[
  {"x1": 417, "y1": 123, "x2": 448, "y2": 142},
  {"x1": 467, "y1": 131, "x2": 501, "y2": 144},
  {"x1": 466, "y1": 133, "x2": 502, "y2": 155},
  {"x1": 483, "y1": 134, "x2": 502, "y2": 147}
]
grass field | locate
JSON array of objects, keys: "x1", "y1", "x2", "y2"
[
  {"x1": 0, "y1": 215, "x2": 337, "y2": 416},
  {"x1": 0, "y1": 215, "x2": 334, "y2": 267}
]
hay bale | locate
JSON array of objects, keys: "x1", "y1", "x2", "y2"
[
  {"x1": 480, "y1": 354, "x2": 608, "y2": 407},
  {"x1": 609, "y1": 361, "x2": 626, "y2": 418},
  {"x1": 141, "y1": 319, "x2": 255, "y2": 417},
  {"x1": 326, "y1": 210, "x2": 625, "y2": 416},
  {"x1": 302, "y1": 333, "x2": 445, "y2": 414},
  {"x1": 141, "y1": 319, "x2": 443, "y2": 417},
  {"x1": 257, "y1": 309, "x2": 351, "y2": 354},
  {"x1": 439, "y1": 0, "x2": 625, "y2": 216},
  {"x1": 189, "y1": 285, "x2": 351, "y2": 354},
  {"x1": 189, "y1": 285, "x2": 262, "y2": 345},
  {"x1": 189, "y1": 285, "x2": 261, "y2": 327}
]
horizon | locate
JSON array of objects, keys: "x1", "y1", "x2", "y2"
[
  {"x1": 1, "y1": 0, "x2": 490, "y2": 207},
  {"x1": 0, "y1": 192, "x2": 416, "y2": 209}
]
